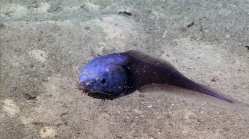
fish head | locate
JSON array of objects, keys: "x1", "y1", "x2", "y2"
[{"x1": 78, "y1": 54, "x2": 128, "y2": 100}]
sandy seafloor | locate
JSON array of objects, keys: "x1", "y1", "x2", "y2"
[{"x1": 1, "y1": 0, "x2": 249, "y2": 139}]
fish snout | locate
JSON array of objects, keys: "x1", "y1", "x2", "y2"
[
  {"x1": 77, "y1": 80, "x2": 92, "y2": 93},
  {"x1": 77, "y1": 81, "x2": 84, "y2": 90}
]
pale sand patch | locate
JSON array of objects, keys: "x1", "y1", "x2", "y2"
[
  {"x1": 0, "y1": 4, "x2": 27, "y2": 17},
  {"x1": 40, "y1": 126, "x2": 56, "y2": 138},
  {"x1": 28, "y1": 49, "x2": 48, "y2": 63},
  {"x1": 2, "y1": 99, "x2": 20, "y2": 117}
]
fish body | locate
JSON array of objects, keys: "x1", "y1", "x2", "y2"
[{"x1": 78, "y1": 50, "x2": 234, "y2": 103}]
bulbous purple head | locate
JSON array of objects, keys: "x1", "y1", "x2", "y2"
[{"x1": 78, "y1": 53, "x2": 129, "y2": 100}]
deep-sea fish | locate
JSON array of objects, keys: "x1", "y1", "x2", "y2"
[{"x1": 78, "y1": 50, "x2": 234, "y2": 103}]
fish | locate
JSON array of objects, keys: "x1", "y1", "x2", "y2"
[{"x1": 78, "y1": 50, "x2": 235, "y2": 103}]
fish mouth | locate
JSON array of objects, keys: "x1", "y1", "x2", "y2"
[
  {"x1": 78, "y1": 85, "x2": 124, "y2": 100},
  {"x1": 82, "y1": 89, "x2": 117, "y2": 100},
  {"x1": 87, "y1": 91, "x2": 115, "y2": 100},
  {"x1": 77, "y1": 80, "x2": 120, "y2": 100},
  {"x1": 79, "y1": 89, "x2": 116, "y2": 100}
]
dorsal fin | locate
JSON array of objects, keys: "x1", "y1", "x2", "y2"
[{"x1": 125, "y1": 50, "x2": 182, "y2": 75}]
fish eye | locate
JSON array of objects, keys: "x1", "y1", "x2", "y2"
[{"x1": 100, "y1": 78, "x2": 106, "y2": 84}]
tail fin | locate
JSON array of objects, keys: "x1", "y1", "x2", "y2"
[{"x1": 174, "y1": 76, "x2": 234, "y2": 103}]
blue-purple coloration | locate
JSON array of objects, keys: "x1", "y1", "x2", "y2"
[
  {"x1": 78, "y1": 53, "x2": 135, "y2": 99},
  {"x1": 78, "y1": 50, "x2": 234, "y2": 103}
]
